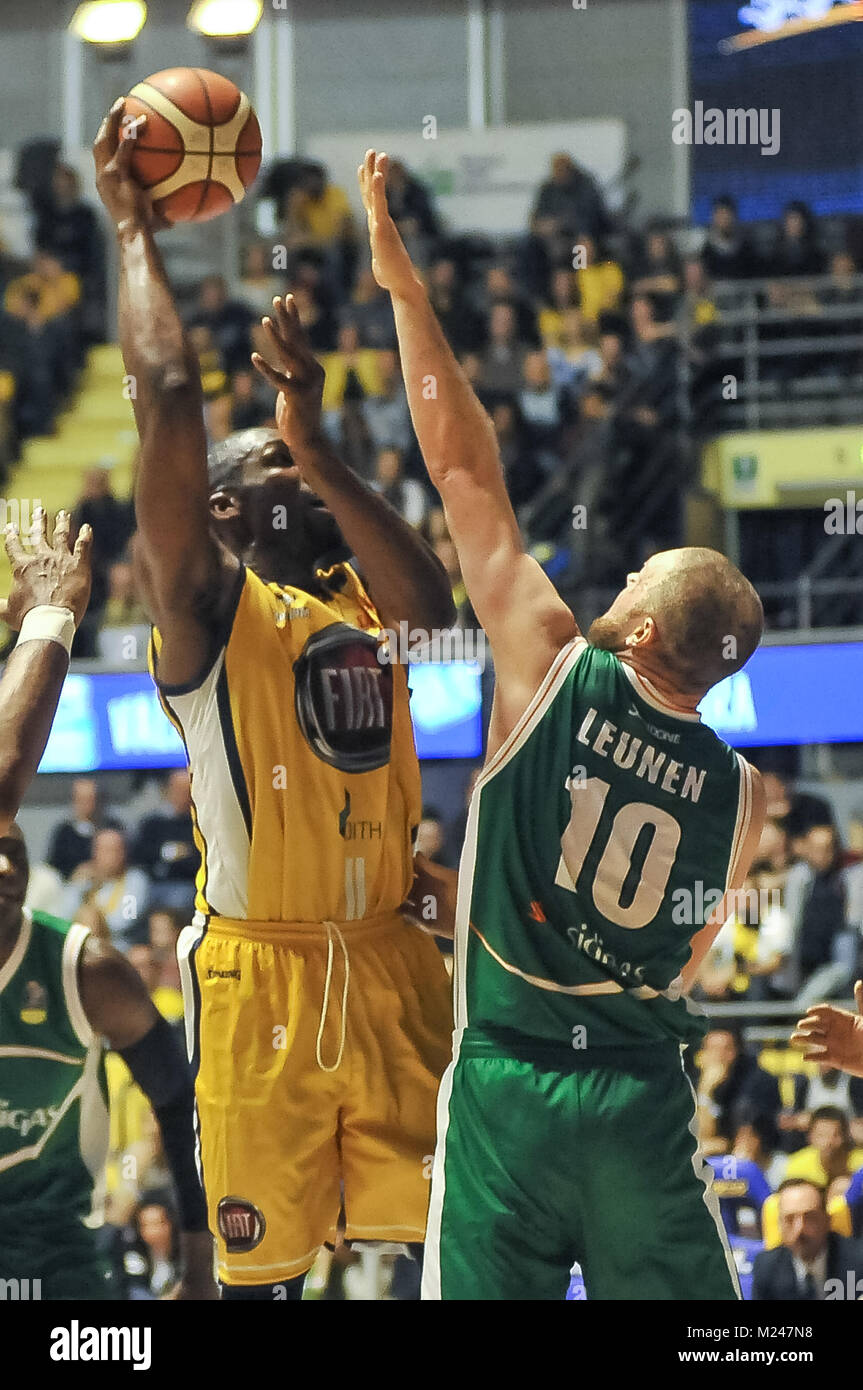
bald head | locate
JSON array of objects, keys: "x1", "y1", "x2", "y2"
[{"x1": 588, "y1": 548, "x2": 763, "y2": 696}]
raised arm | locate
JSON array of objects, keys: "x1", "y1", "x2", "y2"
[
  {"x1": 93, "y1": 101, "x2": 237, "y2": 685},
  {"x1": 0, "y1": 511, "x2": 92, "y2": 835},
  {"x1": 252, "y1": 295, "x2": 454, "y2": 635},
  {"x1": 358, "y1": 151, "x2": 578, "y2": 735}
]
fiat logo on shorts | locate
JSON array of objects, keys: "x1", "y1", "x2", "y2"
[{"x1": 217, "y1": 1197, "x2": 267, "y2": 1252}]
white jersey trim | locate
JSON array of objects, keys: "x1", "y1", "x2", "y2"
[
  {"x1": 0, "y1": 907, "x2": 32, "y2": 996},
  {"x1": 163, "y1": 651, "x2": 251, "y2": 920},
  {"x1": 478, "y1": 637, "x2": 589, "y2": 791},
  {"x1": 62, "y1": 922, "x2": 94, "y2": 1048},
  {"x1": 725, "y1": 755, "x2": 755, "y2": 892},
  {"x1": 621, "y1": 662, "x2": 703, "y2": 722}
]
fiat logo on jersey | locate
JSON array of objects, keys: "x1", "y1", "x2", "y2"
[
  {"x1": 217, "y1": 1197, "x2": 267, "y2": 1253},
  {"x1": 294, "y1": 623, "x2": 393, "y2": 773}
]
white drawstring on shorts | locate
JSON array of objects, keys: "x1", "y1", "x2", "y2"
[{"x1": 315, "y1": 920, "x2": 350, "y2": 1073}]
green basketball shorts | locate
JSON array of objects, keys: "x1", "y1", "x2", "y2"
[{"x1": 422, "y1": 1033, "x2": 740, "y2": 1301}]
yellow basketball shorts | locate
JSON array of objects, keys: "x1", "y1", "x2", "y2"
[{"x1": 178, "y1": 911, "x2": 453, "y2": 1287}]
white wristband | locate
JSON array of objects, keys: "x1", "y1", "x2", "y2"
[{"x1": 16, "y1": 605, "x2": 76, "y2": 656}]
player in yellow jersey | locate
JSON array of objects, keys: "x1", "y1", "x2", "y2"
[{"x1": 94, "y1": 104, "x2": 455, "y2": 1298}]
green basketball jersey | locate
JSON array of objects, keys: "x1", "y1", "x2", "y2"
[
  {"x1": 0, "y1": 910, "x2": 109, "y2": 1235},
  {"x1": 457, "y1": 640, "x2": 757, "y2": 1050}
]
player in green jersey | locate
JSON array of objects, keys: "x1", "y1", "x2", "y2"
[
  {"x1": 0, "y1": 512, "x2": 215, "y2": 1299},
  {"x1": 360, "y1": 151, "x2": 767, "y2": 1301}
]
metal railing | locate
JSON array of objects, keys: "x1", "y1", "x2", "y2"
[{"x1": 689, "y1": 272, "x2": 863, "y2": 434}]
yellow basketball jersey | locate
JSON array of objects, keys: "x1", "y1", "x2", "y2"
[{"x1": 151, "y1": 563, "x2": 421, "y2": 927}]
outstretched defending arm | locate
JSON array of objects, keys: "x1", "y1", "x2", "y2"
[
  {"x1": 0, "y1": 510, "x2": 92, "y2": 836},
  {"x1": 358, "y1": 150, "x2": 578, "y2": 739},
  {"x1": 93, "y1": 101, "x2": 237, "y2": 686}
]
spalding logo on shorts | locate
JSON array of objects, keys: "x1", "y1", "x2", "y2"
[
  {"x1": 294, "y1": 624, "x2": 393, "y2": 773},
  {"x1": 217, "y1": 1196, "x2": 267, "y2": 1253}
]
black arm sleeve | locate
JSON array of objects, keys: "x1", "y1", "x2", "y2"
[{"x1": 118, "y1": 1014, "x2": 209, "y2": 1232}]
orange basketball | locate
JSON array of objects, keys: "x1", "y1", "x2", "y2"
[{"x1": 124, "y1": 68, "x2": 262, "y2": 224}]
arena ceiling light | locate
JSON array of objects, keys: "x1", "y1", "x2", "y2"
[
  {"x1": 70, "y1": 1, "x2": 148, "y2": 45},
  {"x1": 187, "y1": 0, "x2": 263, "y2": 38}
]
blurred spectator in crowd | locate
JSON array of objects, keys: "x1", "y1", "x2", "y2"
[
  {"x1": 492, "y1": 398, "x2": 544, "y2": 509},
  {"x1": 60, "y1": 827, "x2": 150, "y2": 949},
  {"x1": 698, "y1": 869, "x2": 792, "y2": 1002},
  {"x1": 101, "y1": 560, "x2": 148, "y2": 630},
  {"x1": 119, "y1": 1193, "x2": 181, "y2": 1300},
  {"x1": 518, "y1": 349, "x2": 567, "y2": 454},
  {"x1": 188, "y1": 323, "x2": 229, "y2": 407},
  {"x1": 209, "y1": 366, "x2": 275, "y2": 440},
  {"x1": 475, "y1": 265, "x2": 539, "y2": 347},
  {"x1": 679, "y1": 257, "x2": 718, "y2": 346},
  {"x1": 4, "y1": 249, "x2": 80, "y2": 326},
  {"x1": 761, "y1": 771, "x2": 834, "y2": 847},
  {"x1": 416, "y1": 807, "x2": 446, "y2": 863},
  {"x1": 72, "y1": 467, "x2": 135, "y2": 651},
  {"x1": 321, "y1": 322, "x2": 384, "y2": 409},
  {"x1": 372, "y1": 446, "x2": 427, "y2": 529},
  {"x1": 785, "y1": 824, "x2": 863, "y2": 1005},
  {"x1": 46, "y1": 776, "x2": 121, "y2": 880},
  {"x1": 148, "y1": 909, "x2": 184, "y2": 994},
  {"x1": 97, "y1": 559, "x2": 150, "y2": 663},
  {"x1": 545, "y1": 308, "x2": 602, "y2": 399},
  {"x1": 538, "y1": 268, "x2": 580, "y2": 345},
  {"x1": 132, "y1": 770, "x2": 198, "y2": 917},
  {"x1": 752, "y1": 1179, "x2": 863, "y2": 1300},
  {"x1": 695, "y1": 1027, "x2": 781, "y2": 1152},
  {"x1": 23, "y1": 858, "x2": 65, "y2": 917},
  {"x1": 4, "y1": 251, "x2": 82, "y2": 423},
  {"x1": 783, "y1": 1107, "x2": 863, "y2": 1190},
  {"x1": 324, "y1": 389, "x2": 374, "y2": 481},
  {"x1": 187, "y1": 275, "x2": 254, "y2": 375},
  {"x1": 478, "y1": 303, "x2": 529, "y2": 395},
  {"x1": 700, "y1": 195, "x2": 758, "y2": 281},
  {"x1": 363, "y1": 349, "x2": 412, "y2": 456},
  {"x1": 757, "y1": 818, "x2": 792, "y2": 875},
  {"x1": 531, "y1": 153, "x2": 611, "y2": 249},
  {"x1": 34, "y1": 164, "x2": 105, "y2": 341},
  {"x1": 383, "y1": 159, "x2": 440, "y2": 263},
  {"x1": 288, "y1": 282, "x2": 338, "y2": 354},
  {"x1": 779, "y1": 1067, "x2": 863, "y2": 1154},
  {"x1": 433, "y1": 536, "x2": 470, "y2": 629},
  {"x1": 348, "y1": 267, "x2": 397, "y2": 350},
  {"x1": 630, "y1": 227, "x2": 682, "y2": 321},
  {"x1": 427, "y1": 257, "x2": 484, "y2": 353},
  {"x1": 733, "y1": 1117, "x2": 787, "y2": 1190},
  {"x1": 573, "y1": 233, "x2": 625, "y2": 325},
  {"x1": 770, "y1": 202, "x2": 825, "y2": 279},
  {"x1": 127, "y1": 941, "x2": 184, "y2": 1029},
  {"x1": 281, "y1": 164, "x2": 356, "y2": 292},
  {"x1": 232, "y1": 241, "x2": 284, "y2": 316},
  {"x1": 819, "y1": 249, "x2": 859, "y2": 309}
]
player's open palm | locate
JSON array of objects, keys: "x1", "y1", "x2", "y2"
[
  {"x1": 1, "y1": 508, "x2": 92, "y2": 630},
  {"x1": 252, "y1": 295, "x2": 326, "y2": 452},
  {"x1": 357, "y1": 149, "x2": 421, "y2": 300},
  {"x1": 791, "y1": 981, "x2": 863, "y2": 1078}
]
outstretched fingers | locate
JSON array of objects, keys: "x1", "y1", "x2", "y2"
[
  {"x1": 73, "y1": 522, "x2": 93, "y2": 564},
  {"x1": 251, "y1": 352, "x2": 290, "y2": 395}
]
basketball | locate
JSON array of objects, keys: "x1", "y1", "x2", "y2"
[{"x1": 123, "y1": 68, "x2": 262, "y2": 224}]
